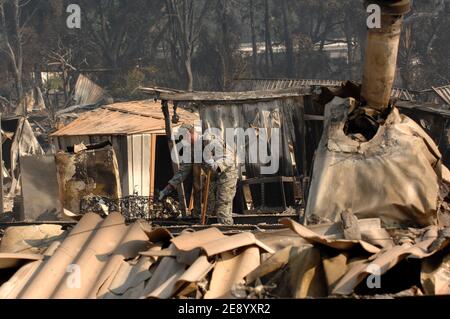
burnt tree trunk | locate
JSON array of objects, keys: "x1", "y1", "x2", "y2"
[
  {"x1": 0, "y1": 0, "x2": 24, "y2": 105},
  {"x1": 264, "y1": 0, "x2": 274, "y2": 73},
  {"x1": 165, "y1": 0, "x2": 210, "y2": 91},
  {"x1": 249, "y1": 0, "x2": 258, "y2": 77},
  {"x1": 281, "y1": 0, "x2": 294, "y2": 77},
  {"x1": 184, "y1": 46, "x2": 194, "y2": 92}
]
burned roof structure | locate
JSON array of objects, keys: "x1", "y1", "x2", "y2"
[
  {"x1": 52, "y1": 100, "x2": 198, "y2": 137},
  {"x1": 140, "y1": 86, "x2": 317, "y2": 215},
  {"x1": 234, "y1": 78, "x2": 414, "y2": 102},
  {"x1": 49, "y1": 100, "x2": 199, "y2": 220},
  {"x1": 51, "y1": 100, "x2": 198, "y2": 199}
]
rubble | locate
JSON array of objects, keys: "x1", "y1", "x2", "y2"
[
  {"x1": 0, "y1": 224, "x2": 66, "y2": 254},
  {"x1": 55, "y1": 147, "x2": 122, "y2": 218},
  {"x1": 1, "y1": 116, "x2": 45, "y2": 217},
  {"x1": 0, "y1": 212, "x2": 448, "y2": 299}
]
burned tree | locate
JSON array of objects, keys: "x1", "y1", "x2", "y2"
[
  {"x1": 0, "y1": 0, "x2": 28, "y2": 106},
  {"x1": 165, "y1": 0, "x2": 210, "y2": 92}
]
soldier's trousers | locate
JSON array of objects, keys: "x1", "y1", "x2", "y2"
[{"x1": 207, "y1": 167, "x2": 238, "y2": 225}]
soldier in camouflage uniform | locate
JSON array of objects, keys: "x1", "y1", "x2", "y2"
[
  {"x1": 159, "y1": 124, "x2": 237, "y2": 225},
  {"x1": 204, "y1": 165, "x2": 238, "y2": 225}
]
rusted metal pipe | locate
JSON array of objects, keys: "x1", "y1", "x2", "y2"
[{"x1": 361, "y1": 0, "x2": 411, "y2": 112}]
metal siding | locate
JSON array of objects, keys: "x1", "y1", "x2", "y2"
[
  {"x1": 235, "y1": 79, "x2": 412, "y2": 100},
  {"x1": 140, "y1": 134, "x2": 151, "y2": 196},
  {"x1": 433, "y1": 86, "x2": 450, "y2": 105},
  {"x1": 149, "y1": 134, "x2": 157, "y2": 197},
  {"x1": 132, "y1": 135, "x2": 142, "y2": 195},
  {"x1": 125, "y1": 134, "x2": 152, "y2": 196},
  {"x1": 127, "y1": 135, "x2": 134, "y2": 196},
  {"x1": 74, "y1": 74, "x2": 106, "y2": 105}
]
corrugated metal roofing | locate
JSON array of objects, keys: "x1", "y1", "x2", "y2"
[
  {"x1": 234, "y1": 78, "x2": 344, "y2": 91},
  {"x1": 235, "y1": 79, "x2": 413, "y2": 100},
  {"x1": 1, "y1": 212, "x2": 449, "y2": 298},
  {"x1": 74, "y1": 74, "x2": 106, "y2": 105},
  {"x1": 391, "y1": 88, "x2": 413, "y2": 101},
  {"x1": 0, "y1": 212, "x2": 275, "y2": 299},
  {"x1": 51, "y1": 100, "x2": 199, "y2": 137},
  {"x1": 432, "y1": 85, "x2": 450, "y2": 105}
]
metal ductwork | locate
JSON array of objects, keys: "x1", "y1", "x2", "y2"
[{"x1": 361, "y1": 0, "x2": 411, "y2": 112}]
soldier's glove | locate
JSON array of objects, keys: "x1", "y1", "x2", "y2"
[{"x1": 159, "y1": 185, "x2": 174, "y2": 201}]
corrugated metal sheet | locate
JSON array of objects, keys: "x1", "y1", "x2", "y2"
[
  {"x1": 200, "y1": 97, "x2": 304, "y2": 207},
  {"x1": 0, "y1": 212, "x2": 274, "y2": 299},
  {"x1": 2, "y1": 213, "x2": 448, "y2": 298},
  {"x1": 200, "y1": 98, "x2": 298, "y2": 178},
  {"x1": 51, "y1": 100, "x2": 199, "y2": 137},
  {"x1": 73, "y1": 74, "x2": 106, "y2": 105},
  {"x1": 126, "y1": 134, "x2": 151, "y2": 196},
  {"x1": 234, "y1": 78, "x2": 344, "y2": 91},
  {"x1": 432, "y1": 85, "x2": 450, "y2": 105},
  {"x1": 391, "y1": 88, "x2": 413, "y2": 101},
  {"x1": 235, "y1": 79, "x2": 413, "y2": 100}
]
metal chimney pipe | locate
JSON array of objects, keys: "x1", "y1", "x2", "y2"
[{"x1": 361, "y1": 0, "x2": 411, "y2": 112}]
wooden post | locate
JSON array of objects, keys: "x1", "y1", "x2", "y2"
[
  {"x1": 201, "y1": 171, "x2": 211, "y2": 225},
  {"x1": 161, "y1": 100, "x2": 187, "y2": 214}
]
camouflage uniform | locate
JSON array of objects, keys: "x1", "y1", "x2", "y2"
[
  {"x1": 205, "y1": 165, "x2": 238, "y2": 225},
  {"x1": 168, "y1": 135, "x2": 237, "y2": 225},
  {"x1": 168, "y1": 162, "x2": 194, "y2": 190},
  {"x1": 168, "y1": 162, "x2": 201, "y2": 217}
]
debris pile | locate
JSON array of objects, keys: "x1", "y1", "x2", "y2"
[
  {"x1": 0, "y1": 212, "x2": 449, "y2": 299},
  {"x1": 1, "y1": 116, "x2": 45, "y2": 217},
  {"x1": 79, "y1": 195, "x2": 183, "y2": 220}
]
